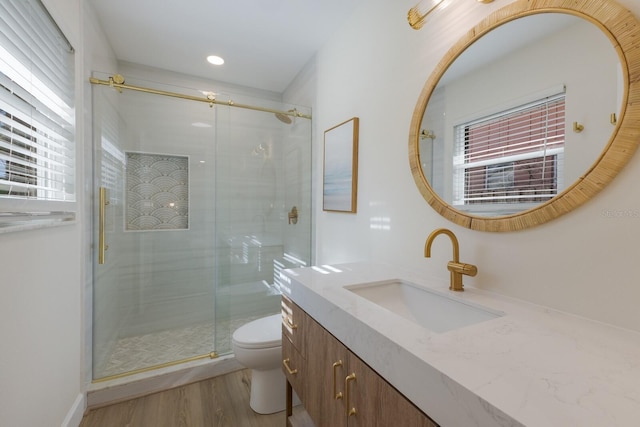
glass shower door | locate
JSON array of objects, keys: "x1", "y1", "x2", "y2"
[
  {"x1": 91, "y1": 74, "x2": 313, "y2": 380},
  {"x1": 213, "y1": 100, "x2": 312, "y2": 355},
  {"x1": 92, "y1": 77, "x2": 218, "y2": 379}
]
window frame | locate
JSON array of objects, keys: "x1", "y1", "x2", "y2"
[{"x1": 0, "y1": 0, "x2": 76, "y2": 231}]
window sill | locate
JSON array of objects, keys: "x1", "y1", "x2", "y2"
[{"x1": 0, "y1": 211, "x2": 76, "y2": 234}]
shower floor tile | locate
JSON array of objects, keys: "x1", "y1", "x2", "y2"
[{"x1": 99, "y1": 315, "x2": 264, "y2": 378}]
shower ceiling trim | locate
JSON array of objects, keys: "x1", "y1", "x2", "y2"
[{"x1": 89, "y1": 74, "x2": 312, "y2": 120}]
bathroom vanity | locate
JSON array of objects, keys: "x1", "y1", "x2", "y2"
[
  {"x1": 282, "y1": 294, "x2": 437, "y2": 426},
  {"x1": 280, "y1": 262, "x2": 640, "y2": 426}
]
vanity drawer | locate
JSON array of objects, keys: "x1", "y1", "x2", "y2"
[
  {"x1": 281, "y1": 296, "x2": 306, "y2": 357},
  {"x1": 282, "y1": 331, "x2": 305, "y2": 402}
]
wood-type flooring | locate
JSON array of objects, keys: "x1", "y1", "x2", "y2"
[{"x1": 80, "y1": 369, "x2": 287, "y2": 427}]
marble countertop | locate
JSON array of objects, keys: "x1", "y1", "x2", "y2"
[{"x1": 281, "y1": 262, "x2": 640, "y2": 427}]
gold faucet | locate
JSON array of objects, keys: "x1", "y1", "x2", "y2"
[{"x1": 424, "y1": 228, "x2": 477, "y2": 292}]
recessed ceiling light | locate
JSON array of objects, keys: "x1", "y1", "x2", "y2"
[{"x1": 206, "y1": 55, "x2": 224, "y2": 65}]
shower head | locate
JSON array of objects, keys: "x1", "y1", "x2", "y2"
[
  {"x1": 275, "y1": 112, "x2": 292, "y2": 124},
  {"x1": 274, "y1": 109, "x2": 298, "y2": 125}
]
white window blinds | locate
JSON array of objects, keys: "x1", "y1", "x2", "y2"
[
  {"x1": 0, "y1": 0, "x2": 75, "y2": 203},
  {"x1": 453, "y1": 92, "x2": 565, "y2": 209}
]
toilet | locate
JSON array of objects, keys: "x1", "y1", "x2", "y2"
[{"x1": 232, "y1": 313, "x2": 287, "y2": 414}]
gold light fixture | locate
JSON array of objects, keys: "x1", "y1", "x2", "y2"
[
  {"x1": 407, "y1": 0, "x2": 444, "y2": 30},
  {"x1": 408, "y1": 0, "x2": 494, "y2": 30}
]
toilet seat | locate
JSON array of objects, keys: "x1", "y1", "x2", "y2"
[{"x1": 232, "y1": 313, "x2": 282, "y2": 349}]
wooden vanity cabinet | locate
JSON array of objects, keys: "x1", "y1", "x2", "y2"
[
  {"x1": 282, "y1": 297, "x2": 438, "y2": 427},
  {"x1": 303, "y1": 315, "x2": 346, "y2": 426},
  {"x1": 281, "y1": 296, "x2": 307, "y2": 414}
]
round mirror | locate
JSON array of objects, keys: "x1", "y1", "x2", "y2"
[{"x1": 409, "y1": 0, "x2": 640, "y2": 232}]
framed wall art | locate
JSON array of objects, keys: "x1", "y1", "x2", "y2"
[{"x1": 323, "y1": 117, "x2": 359, "y2": 213}]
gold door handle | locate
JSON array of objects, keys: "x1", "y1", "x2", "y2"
[
  {"x1": 332, "y1": 360, "x2": 343, "y2": 399},
  {"x1": 345, "y1": 373, "x2": 357, "y2": 417},
  {"x1": 283, "y1": 358, "x2": 298, "y2": 375},
  {"x1": 98, "y1": 187, "x2": 110, "y2": 264}
]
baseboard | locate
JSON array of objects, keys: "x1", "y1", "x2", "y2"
[
  {"x1": 86, "y1": 354, "x2": 243, "y2": 409},
  {"x1": 62, "y1": 393, "x2": 85, "y2": 427}
]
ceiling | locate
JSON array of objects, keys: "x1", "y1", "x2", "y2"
[{"x1": 89, "y1": 0, "x2": 364, "y2": 94}]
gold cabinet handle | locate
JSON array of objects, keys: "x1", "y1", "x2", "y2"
[
  {"x1": 332, "y1": 360, "x2": 343, "y2": 399},
  {"x1": 286, "y1": 317, "x2": 298, "y2": 330},
  {"x1": 345, "y1": 373, "x2": 357, "y2": 417},
  {"x1": 283, "y1": 358, "x2": 298, "y2": 375},
  {"x1": 98, "y1": 187, "x2": 110, "y2": 265}
]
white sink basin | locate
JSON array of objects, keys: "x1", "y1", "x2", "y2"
[{"x1": 345, "y1": 279, "x2": 503, "y2": 333}]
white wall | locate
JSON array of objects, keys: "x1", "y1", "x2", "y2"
[
  {"x1": 0, "y1": 0, "x2": 130, "y2": 424},
  {"x1": 0, "y1": 1, "x2": 85, "y2": 426},
  {"x1": 0, "y1": 225, "x2": 83, "y2": 427},
  {"x1": 311, "y1": 0, "x2": 640, "y2": 332}
]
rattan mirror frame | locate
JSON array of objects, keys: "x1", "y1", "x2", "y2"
[{"x1": 409, "y1": 0, "x2": 640, "y2": 232}]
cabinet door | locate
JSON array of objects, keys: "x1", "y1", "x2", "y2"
[
  {"x1": 347, "y1": 352, "x2": 438, "y2": 427},
  {"x1": 305, "y1": 315, "x2": 348, "y2": 427},
  {"x1": 287, "y1": 301, "x2": 438, "y2": 427},
  {"x1": 282, "y1": 332, "x2": 305, "y2": 402},
  {"x1": 282, "y1": 296, "x2": 306, "y2": 358},
  {"x1": 345, "y1": 351, "x2": 380, "y2": 427}
]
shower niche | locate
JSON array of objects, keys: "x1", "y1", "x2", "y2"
[{"x1": 125, "y1": 152, "x2": 189, "y2": 231}]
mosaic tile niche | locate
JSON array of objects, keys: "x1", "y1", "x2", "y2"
[{"x1": 126, "y1": 152, "x2": 189, "y2": 231}]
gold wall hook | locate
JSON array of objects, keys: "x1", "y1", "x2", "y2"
[
  {"x1": 611, "y1": 113, "x2": 617, "y2": 125},
  {"x1": 573, "y1": 121, "x2": 584, "y2": 133},
  {"x1": 420, "y1": 129, "x2": 436, "y2": 140}
]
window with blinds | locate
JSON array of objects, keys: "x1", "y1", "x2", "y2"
[
  {"x1": 0, "y1": 0, "x2": 75, "y2": 206},
  {"x1": 453, "y1": 92, "x2": 565, "y2": 212}
]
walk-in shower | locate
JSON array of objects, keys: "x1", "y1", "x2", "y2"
[{"x1": 91, "y1": 73, "x2": 312, "y2": 380}]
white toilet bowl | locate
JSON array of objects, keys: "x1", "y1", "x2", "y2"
[{"x1": 232, "y1": 313, "x2": 286, "y2": 414}]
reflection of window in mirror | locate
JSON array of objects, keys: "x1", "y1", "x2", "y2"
[
  {"x1": 452, "y1": 92, "x2": 565, "y2": 214},
  {"x1": 0, "y1": 109, "x2": 38, "y2": 197}
]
